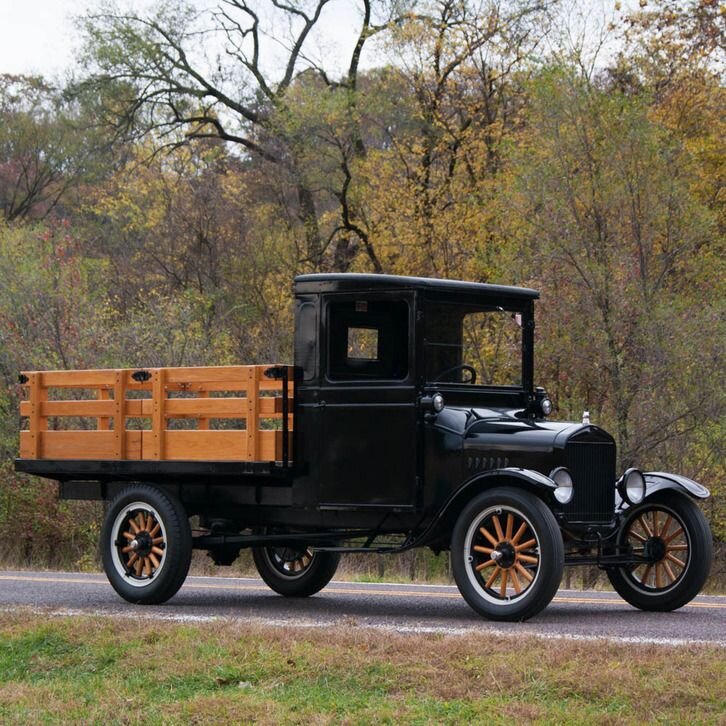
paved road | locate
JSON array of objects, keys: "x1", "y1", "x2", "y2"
[{"x1": 1, "y1": 570, "x2": 724, "y2": 646}]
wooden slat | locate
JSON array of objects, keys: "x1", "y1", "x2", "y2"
[
  {"x1": 21, "y1": 367, "x2": 288, "y2": 391},
  {"x1": 20, "y1": 400, "x2": 116, "y2": 417},
  {"x1": 21, "y1": 430, "x2": 143, "y2": 460},
  {"x1": 19, "y1": 431, "x2": 30, "y2": 458},
  {"x1": 163, "y1": 365, "x2": 291, "y2": 387},
  {"x1": 114, "y1": 370, "x2": 126, "y2": 459},
  {"x1": 27, "y1": 373, "x2": 44, "y2": 459},
  {"x1": 139, "y1": 430, "x2": 290, "y2": 461},
  {"x1": 124, "y1": 396, "x2": 289, "y2": 419},
  {"x1": 19, "y1": 396, "x2": 288, "y2": 419},
  {"x1": 163, "y1": 397, "x2": 247, "y2": 417},
  {"x1": 125, "y1": 431, "x2": 142, "y2": 459},
  {"x1": 259, "y1": 397, "x2": 293, "y2": 415},
  {"x1": 98, "y1": 388, "x2": 111, "y2": 430},
  {"x1": 161, "y1": 379, "x2": 290, "y2": 394},
  {"x1": 258, "y1": 378, "x2": 290, "y2": 391},
  {"x1": 34, "y1": 370, "x2": 118, "y2": 388},
  {"x1": 123, "y1": 370, "x2": 153, "y2": 390},
  {"x1": 143, "y1": 430, "x2": 245, "y2": 461},
  {"x1": 197, "y1": 390, "x2": 209, "y2": 431},
  {"x1": 149, "y1": 368, "x2": 165, "y2": 460},
  {"x1": 164, "y1": 366, "x2": 254, "y2": 384},
  {"x1": 160, "y1": 382, "x2": 246, "y2": 393},
  {"x1": 246, "y1": 367, "x2": 260, "y2": 460},
  {"x1": 125, "y1": 400, "x2": 150, "y2": 416},
  {"x1": 22, "y1": 431, "x2": 110, "y2": 459},
  {"x1": 259, "y1": 430, "x2": 289, "y2": 461}
]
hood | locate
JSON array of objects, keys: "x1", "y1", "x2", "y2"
[
  {"x1": 465, "y1": 408, "x2": 584, "y2": 453},
  {"x1": 434, "y1": 405, "x2": 612, "y2": 457}
]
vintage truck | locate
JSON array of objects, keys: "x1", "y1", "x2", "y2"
[{"x1": 15, "y1": 274, "x2": 713, "y2": 621}]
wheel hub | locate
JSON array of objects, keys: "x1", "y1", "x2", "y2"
[
  {"x1": 493, "y1": 542, "x2": 516, "y2": 569},
  {"x1": 130, "y1": 531, "x2": 153, "y2": 557},
  {"x1": 644, "y1": 536, "x2": 667, "y2": 563}
]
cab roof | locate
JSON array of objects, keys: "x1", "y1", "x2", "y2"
[{"x1": 294, "y1": 273, "x2": 540, "y2": 299}]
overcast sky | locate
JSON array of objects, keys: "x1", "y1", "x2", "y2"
[
  {"x1": 0, "y1": 0, "x2": 92, "y2": 78},
  {"x1": 0, "y1": 0, "x2": 366, "y2": 80},
  {"x1": 0, "y1": 0, "x2": 628, "y2": 81}
]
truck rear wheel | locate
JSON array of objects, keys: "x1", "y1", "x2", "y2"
[
  {"x1": 101, "y1": 484, "x2": 192, "y2": 605},
  {"x1": 253, "y1": 543, "x2": 340, "y2": 597},
  {"x1": 451, "y1": 488, "x2": 564, "y2": 621}
]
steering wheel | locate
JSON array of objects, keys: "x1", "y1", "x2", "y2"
[{"x1": 434, "y1": 364, "x2": 477, "y2": 384}]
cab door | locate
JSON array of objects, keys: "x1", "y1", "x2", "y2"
[{"x1": 317, "y1": 293, "x2": 418, "y2": 509}]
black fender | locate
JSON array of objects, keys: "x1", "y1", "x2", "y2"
[
  {"x1": 644, "y1": 472, "x2": 709, "y2": 500},
  {"x1": 421, "y1": 468, "x2": 557, "y2": 547},
  {"x1": 615, "y1": 472, "x2": 709, "y2": 510}
]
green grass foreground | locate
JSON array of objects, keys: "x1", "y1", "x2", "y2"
[{"x1": 0, "y1": 612, "x2": 723, "y2": 725}]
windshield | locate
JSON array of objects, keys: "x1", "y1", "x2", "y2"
[{"x1": 424, "y1": 301, "x2": 523, "y2": 386}]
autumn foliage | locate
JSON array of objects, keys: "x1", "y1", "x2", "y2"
[{"x1": 0, "y1": 0, "x2": 723, "y2": 564}]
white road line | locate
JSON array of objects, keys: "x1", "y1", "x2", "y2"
[{"x1": 1, "y1": 605, "x2": 723, "y2": 648}]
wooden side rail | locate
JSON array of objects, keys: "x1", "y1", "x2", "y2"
[{"x1": 18, "y1": 365, "x2": 294, "y2": 463}]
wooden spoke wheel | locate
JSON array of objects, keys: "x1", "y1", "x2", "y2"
[
  {"x1": 253, "y1": 540, "x2": 340, "y2": 597},
  {"x1": 470, "y1": 509, "x2": 540, "y2": 600},
  {"x1": 607, "y1": 491, "x2": 712, "y2": 611},
  {"x1": 101, "y1": 484, "x2": 191, "y2": 605},
  {"x1": 111, "y1": 504, "x2": 168, "y2": 584},
  {"x1": 452, "y1": 488, "x2": 563, "y2": 621},
  {"x1": 265, "y1": 546, "x2": 315, "y2": 576}
]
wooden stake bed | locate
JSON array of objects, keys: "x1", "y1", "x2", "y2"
[{"x1": 18, "y1": 365, "x2": 294, "y2": 463}]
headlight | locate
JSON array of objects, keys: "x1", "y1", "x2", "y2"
[
  {"x1": 420, "y1": 393, "x2": 445, "y2": 415},
  {"x1": 550, "y1": 467, "x2": 574, "y2": 504},
  {"x1": 534, "y1": 387, "x2": 553, "y2": 417},
  {"x1": 618, "y1": 468, "x2": 646, "y2": 505}
]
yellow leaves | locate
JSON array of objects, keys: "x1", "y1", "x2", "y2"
[
  {"x1": 352, "y1": 137, "x2": 507, "y2": 280},
  {"x1": 86, "y1": 150, "x2": 168, "y2": 234}
]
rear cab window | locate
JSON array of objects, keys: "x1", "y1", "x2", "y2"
[{"x1": 327, "y1": 299, "x2": 409, "y2": 381}]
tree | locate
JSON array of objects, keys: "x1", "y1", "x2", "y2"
[
  {"x1": 0, "y1": 75, "x2": 99, "y2": 222},
  {"x1": 347, "y1": 0, "x2": 552, "y2": 278},
  {"x1": 507, "y1": 64, "x2": 724, "y2": 475},
  {"x1": 76, "y1": 0, "x2": 557, "y2": 273},
  {"x1": 76, "y1": 0, "x2": 412, "y2": 270}
]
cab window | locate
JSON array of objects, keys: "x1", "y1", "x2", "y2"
[
  {"x1": 328, "y1": 299, "x2": 409, "y2": 381},
  {"x1": 425, "y1": 301, "x2": 523, "y2": 386}
]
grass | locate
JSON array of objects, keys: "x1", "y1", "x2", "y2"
[{"x1": 0, "y1": 611, "x2": 723, "y2": 724}]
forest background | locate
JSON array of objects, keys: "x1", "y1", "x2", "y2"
[{"x1": 0, "y1": 0, "x2": 723, "y2": 580}]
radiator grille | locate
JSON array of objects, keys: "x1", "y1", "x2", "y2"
[{"x1": 563, "y1": 438, "x2": 616, "y2": 523}]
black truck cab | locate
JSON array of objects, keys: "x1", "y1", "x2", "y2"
[{"x1": 293, "y1": 274, "x2": 540, "y2": 513}]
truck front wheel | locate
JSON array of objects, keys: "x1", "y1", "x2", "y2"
[
  {"x1": 253, "y1": 543, "x2": 340, "y2": 597},
  {"x1": 606, "y1": 491, "x2": 712, "y2": 611},
  {"x1": 101, "y1": 484, "x2": 192, "y2": 605},
  {"x1": 451, "y1": 488, "x2": 564, "y2": 621}
]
